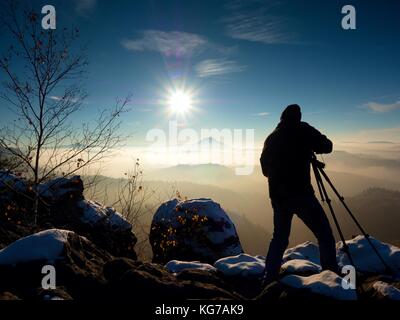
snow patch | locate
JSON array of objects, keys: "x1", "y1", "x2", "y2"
[
  {"x1": 214, "y1": 253, "x2": 265, "y2": 277},
  {"x1": 283, "y1": 241, "x2": 320, "y2": 265},
  {"x1": 0, "y1": 229, "x2": 72, "y2": 265},
  {"x1": 337, "y1": 235, "x2": 400, "y2": 274},
  {"x1": 78, "y1": 200, "x2": 131, "y2": 231},
  {"x1": 165, "y1": 260, "x2": 216, "y2": 273},
  {"x1": 0, "y1": 171, "x2": 27, "y2": 194},
  {"x1": 281, "y1": 270, "x2": 357, "y2": 300},
  {"x1": 281, "y1": 259, "x2": 322, "y2": 274},
  {"x1": 43, "y1": 294, "x2": 65, "y2": 301},
  {"x1": 372, "y1": 281, "x2": 400, "y2": 300},
  {"x1": 38, "y1": 176, "x2": 81, "y2": 200}
]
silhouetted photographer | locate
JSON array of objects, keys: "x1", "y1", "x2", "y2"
[{"x1": 260, "y1": 104, "x2": 339, "y2": 285}]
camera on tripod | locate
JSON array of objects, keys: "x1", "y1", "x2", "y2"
[{"x1": 311, "y1": 153, "x2": 326, "y2": 169}]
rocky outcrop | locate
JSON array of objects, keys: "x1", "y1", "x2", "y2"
[
  {"x1": 1, "y1": 227, "x2": 400, "y2": 301},
  {"x1": 104, "y1": 259, "x2": 241, "y2": 300},
  {"x1": 361, "y1": 276, "x2": 400, "y2": 300},
  {"x1": 0, "y1": 172, "x2": 137, "y2": 259},
  {"x1": 0, "y1": 228, "x2": 241, "y2": 301},
  {"x1": 1, "y1": 172, "x2": 400, "y2": 302},
  {"x1": 0, "y1": 229, "x2": 112, "y2": 300},
  {"x1": 150, "y1": 198, "x2": 243, "y2": 264}
]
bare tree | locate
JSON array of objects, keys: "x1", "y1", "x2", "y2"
[
  {"x1": 109, "y1": 160, "x2": 158, "y2": 258},
  {"x1": 0, "y1": 2, "x2": 129, "y2": 218}
]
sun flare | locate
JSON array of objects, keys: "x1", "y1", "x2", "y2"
[{"x1": 168, "y1": 90, "x2": 193, "y2": 115}]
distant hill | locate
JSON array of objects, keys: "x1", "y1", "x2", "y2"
[
  {"x1": 338, "y1": 188, "x2": 400, "y2": 243},
  {"x1": 149, "y1": 163, "x2": 235, "y2": 185},
  {"x1": 144, "y1": 162, "x2": 400, "y2": 197},
  {"x1": 290, "y1": 188, "x2": 400, "y2": 247},
  {"x1": 328, "y1": 150, "x2": 400, "y2": 170}
]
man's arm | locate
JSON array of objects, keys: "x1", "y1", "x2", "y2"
[
  {"x1": 260, "y1": 137, "x2": 271, "y2": 177},
  {"x1": 305, "y1": 123, "x2": 333, "y2": 154}
]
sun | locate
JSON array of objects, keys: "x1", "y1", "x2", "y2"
[{"x1": 168, "y1": 90, "x2": 193, "y2": 115}]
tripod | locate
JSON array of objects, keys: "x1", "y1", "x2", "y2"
[{"x1": 311, "y1": 154, "x2": 392, "y2": 274}]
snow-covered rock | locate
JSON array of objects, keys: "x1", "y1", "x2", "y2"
[
  {"x1": 38, "y1": 175, "x2": 83, "y2": 202},
  {"x1": 283, "y1": 241, "x2": 321, "y2": 265},
  {"x1": 281, "y1": 259, "x2": 322, "y2": 274},
  {"x1": 0, "y1": 171, "x2": 27, "y2": 193},
  {"x1": 337, "y1": 235, "x2": 400, "y2": 274},
  {"x1": 0, "y1": 229, "x2": 114, "y2": 300},
  {"x1": 150, "y1": 198, "x2": 243, "y2": 264},
  {"x1": 281, "y1": 270, "x2": 357, "y2": 300},
  {"x1": 0, "y1": 229, "x2": 72, "y2": 265},
  {"x1": 165, "y1": 260, "x2": 216, "y2": 273},
  {"x1": 372, "y1": 281, "x2": 400, "y2": 300},
  {"x1": 78, "y1": 200, "x2": 131, "y2": 231},
  {"x1": 0, "y1": 172, "x2": 137, "y2": 259},
  {"x1": 214, "y1": 253, "x2": 265, "y2": 277}
]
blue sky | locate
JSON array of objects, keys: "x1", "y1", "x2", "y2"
[{"x1": 2, "y1": 0, "x2": 400, "y2": 146}]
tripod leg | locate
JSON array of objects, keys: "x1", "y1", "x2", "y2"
[
  {"x1": 313, "y1": 164, "x2": 356, "y2": 268},
  {"x1": 312, "y1": 162, "x2": 325, "y2": 202},
  {"x1": 317, "y1": 167, "x2": 392, "y2": 273}
]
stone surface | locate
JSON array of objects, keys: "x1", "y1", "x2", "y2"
[{"x1": 150, "y1": 198, "x2": 243, "y2": 264}]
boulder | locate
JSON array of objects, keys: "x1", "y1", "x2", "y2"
[
  {"x1": 106, "y1": 261, "x2": 240, "y2": 301},
  {"x1": 0, "y1": 291, "x2": 21, "y2": 300},
  {"x1": 214, "y1": 253, "x2": 265, "y2": 277},
  {"x1": 44, "y1": 176, "x2": 137, "y2": 259},
  {"x1": 38, "y1": 176, "x2": 84, "y2": 203},
  {"x1": 0, "y1": 173, "x2": 138, "y2": 260},
  {"x1": 175, "y1": 268, "x2": 230, "y2": 290},
  {"x1": 281, "y1": 259, "x2": 322, "y2": 276},
  {"x1": 283, "y1": 241, "x2": 321, "y2": 265},
  {"x1": 150, "y1": 198, "x2": 243, "y2": 264},
  {"x1": 0, "y1": 171, "x2": 33, "y2": 225},
  {"x1": 361, "y1": 276, "x2": 400, "y2": 300},
  {"x1": 257, "y1": 280, "x2": 335, "y2": 302},
  {"x1": 71, "y1": 199, "x2": 137, "y2": 259},
  {"x1": 280, "y1": 270, "x2": 357, "y2": 300},
  {"x1": 0, "y1": 171, "x2": 28, "y2": 200},
  {"x1": 103, "y1": 257, "x2": 139, "y2": 283},
  {"x1": 165, "y1": 260, "x2": 216, "y2": 273},
  {"x1": 0, "y1": 221, "x2": 40, "y2": 250},
  {"x1": 0, "y1": 229, "x2": 113, "y2": 300},
  {"x1": 337, "y1": 235, "x2": 400, "y2": 274}
]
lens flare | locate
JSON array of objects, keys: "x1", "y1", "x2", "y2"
[{"x1": 168, "y1": 89, "x2": 193, "y2": 115}]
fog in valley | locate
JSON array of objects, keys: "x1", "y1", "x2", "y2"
[{"x1": 83, "y1": 147, "x2": 400, "y2": 260}]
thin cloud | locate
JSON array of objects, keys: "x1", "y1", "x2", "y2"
[
  {"x1": 366, "y1": 100, "x2": 400, "y2": 113},
  {"x1": 49, "y1": 96, "x2": 79, "y2": 103},
  {"x1": 224, "y1": 13, "x2": 295, "y2": 44},
  {"x1": 223, "y1": 1, "x2": 296, "y2": 44},
  {"x1": 367, "y1": 141, "x2": 395, "y2": 144},
  {"x1": 122, "y1": 30, "x2": 207, "y2": 57},
  {"x1": 74, "y1": 0, "x2": 97, "y2": 16},
  {"x1": 195, "y1": 59, "x2": 246, "y2": 78},
  {"x1": 254, "y1": 112, "x2": 269, "y2": 117}
]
